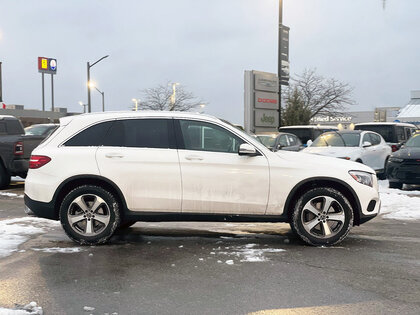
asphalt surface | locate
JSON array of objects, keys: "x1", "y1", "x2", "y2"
[{"x1": 0, "y1": 181, "x2": 420, "y2": 315}]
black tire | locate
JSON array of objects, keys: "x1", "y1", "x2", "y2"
[
  {"x1": 377, "y1": 157, "x2": 389, "y2": 180},
  {"x1": 0, "y1": 163, "x2": 11, "y2": 190},
  {"x1": 118, "y1": 220, "x2": 137, "y2": 229},
  {"x1": 389, "y1": 181, "x2": 403, "y2": 189},
  {"x1": 59, "y1": 185, "x2": 121, "y2": 245},
  {"x1": 290, "y1": 187, "x2": 353, "y2": 246}
]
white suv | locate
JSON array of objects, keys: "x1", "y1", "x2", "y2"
[{"x1": 25, "y1": 112, "x2": 380, "y2": 246}]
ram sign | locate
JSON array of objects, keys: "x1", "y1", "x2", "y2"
[{"x1": 244, "y1": 70, "x2": 279, "y2": 133}]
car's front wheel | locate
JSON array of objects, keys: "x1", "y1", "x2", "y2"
[
  {"x1": 290, "y1": 187, "x2": 353, "y2": 246},
  {"x1": 59, "y1": 185, "x2": 120, "y2": 245}
]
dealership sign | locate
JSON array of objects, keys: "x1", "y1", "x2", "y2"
[
  {"x1": 244, "y1": 70, "x2": 279, "y2": 133},
  {"x1": 38, "y1": 57, "x2": 57, "y2": 74}
]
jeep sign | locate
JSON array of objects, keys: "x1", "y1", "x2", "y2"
[{"x1": 244, "y1": 70, "x2": 279, "y2": 133}]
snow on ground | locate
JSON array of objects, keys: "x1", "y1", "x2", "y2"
[
  {"x1": 0, "y1": 301, "x2": 42, "y2": 315},
  {"x1": 0, "y1": 217, "x2": 59, "y2": 258},
  {"x1": 0, "y1": 192, "x2": 23, "y2": 198},
  {"x1": 215, "y1": 243, "x2": 285, "y2": 263},
  {"x1": 31, "y1": 247, "x2": 83, "y2": 254},
  {"x1": 378, "y1": 180, "x2": 420, "y2": 220}
]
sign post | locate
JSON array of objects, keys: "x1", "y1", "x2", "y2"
[{"x1": 38, "y1": 57, "x2": 57, "y2": 111}]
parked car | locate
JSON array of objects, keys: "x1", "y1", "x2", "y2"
[
  {"x1": 303, "y1": 130, "x2": 391, "y2": 179},
  {"x1": 25, "y1": 112, "x2": 380, "y2": 246},
  {"x1": 354, "y1": 122, "x2": 417, "y2": 152},
  {"x1": 386, "y1": 132, "x2": 420, "y2": 189},
  {"x1": 25, "y1": 123, "x2": 58, "y2": 138},
  {"x1": 279, "y1": 125, "x2": 339, "y2": 146},
  {"x1": 256, "y1": 132, "x2": 302, "y2": 152},
  {"x1": 0, "y1": 116, "x2": 49, "y2": 188}
]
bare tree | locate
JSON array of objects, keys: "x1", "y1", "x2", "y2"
[
  {"x1": 286, "y1": 69, "x2": 355, "y2": 119},
  {"x1": 139, "y1": 82, "x2": 206, "y2": 111}
]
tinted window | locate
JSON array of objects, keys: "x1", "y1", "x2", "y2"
[
  {"x1": 369, "y1": 133, "x2": 381, "y2": 145},
  {"x1": 25, "y1": 125, "x2": 57, "y2": 136},
  {"x1": 7, "y1": 120, "x2": 24, "y2": 135},
  {"x1": 103, "y1": 119, "x2": 172, "y2": 149},
  {"x1": 405, "y1": 134, "x2": 420, "y2": 147},
  {"x1": 287, "y1": 135, "x2": 298, "y2": 146},
  {"x1": 396, "y1": 126, "x2": 405, "y2": 142},
  {"x1": 65, "y1": 121, "x2": 114, "y2": 146},
  {"x1": 178, "y1": 120, "x2": 244, "y2": 153},
  {"x1": 355, "y1": 125, "x2": 394, "y2": 142}
]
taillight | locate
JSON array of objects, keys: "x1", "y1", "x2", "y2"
[
  {"x1": 14, "y1": 141, "x2": 24, "y2": 155},
  {"x1": 29, "y1": 155, "x2": 51, "y2": 169},
  {"x1": 391, "y1": 145, "x2": 398, "y2": 152}
]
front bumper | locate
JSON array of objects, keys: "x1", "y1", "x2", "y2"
[
  {"x1": 24, "y1": 194, "x2": 58, "y2": 220},
  {"x1": 387, "y1": 161, "x2": 420, "y2": 184}
]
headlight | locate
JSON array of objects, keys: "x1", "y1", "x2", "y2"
[
  {"x1": 389, "y1": 157, "x2": 403, "y2": 163},
  {"x1": 349, "y1": 171, "x2": 373, "y2": 187}
]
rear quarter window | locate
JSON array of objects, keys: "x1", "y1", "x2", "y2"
[{"x1": 64, "y1": 121, "x2": 114, "y2": 146}]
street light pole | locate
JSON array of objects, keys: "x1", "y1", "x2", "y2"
[
  {"x1": 94, "y1": 87, "x2": 105, "y2": 112},
  {"x1": 132, "y1": 98, "x2": 140, "y2": 111},
  {"x1": 87, "y1": 55, "x2": 109, "y2": 113},
  {"x1": 278, "y1": 0, "x2": 283, "y2": 128}
]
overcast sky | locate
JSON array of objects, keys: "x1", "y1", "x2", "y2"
[{"x1": 0, "y1": 0, "x2": 419, "y2": 124}]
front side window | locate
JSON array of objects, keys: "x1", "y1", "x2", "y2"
[
  {"x1": 287, "y1": 135, "x2": 298, "y2": 146},
  {"x1": 103, "y1": 119, "x2": 173, "y2": 149},
  {"x1": 178, "y1": 120, "x2": 244, "y2": 153},
  {"x1": 278, "y1": 135, "x2": 288, "y2": 147},
  {"x1": 369, "y1": 133, "x2": 381, "y2": 145}
]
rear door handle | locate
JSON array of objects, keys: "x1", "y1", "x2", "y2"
[
  {"x1": 105, "y1": 153, "x2": 124, "y2": 158},
  {"x1": 185, "y1": 155, "x2": 203, "y2": 161}
]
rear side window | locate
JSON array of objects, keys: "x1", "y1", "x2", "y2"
[
  {"x1": 0, "y1": 122, "x2": 6, "y2": 135},
  {"x1": 355, "y1": 125, "x2": 394, "y2": 142},
  {"x1": 7, "y1": 120, "x2": 24, "y2": 135},
  {"x1": 280, "y1": 128, "x2": 312, "y2": 143},
  {"x1": 65, "y1": 121, "x2": 114, "y2": 146},
  {"x1": 103, "y1": 119, "x2": 174, "y2": 149},
  {"x1": 396, "y1": 126, "x2": 405, "y2": 142}
]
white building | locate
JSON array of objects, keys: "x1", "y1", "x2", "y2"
[{"x1": 397, "y1": 91, "x2": 420, "y2": 125}]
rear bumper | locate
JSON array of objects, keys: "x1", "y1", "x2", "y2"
[
  {"x1": 10, "y1": 158, "x2": 28, "y2": 175},
  {"x1": 24, "y1": 194, "x2": 58, "y2": 220}
]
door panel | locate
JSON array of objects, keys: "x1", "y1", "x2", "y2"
[
  {"x1": 96, "y1": 118, "x2": 181, "y2": 212},
  {"x1": 176, "y1": 119, "x2": 270, "y2": 214}
]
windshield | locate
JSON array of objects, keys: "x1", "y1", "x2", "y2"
[
  {"x1": 405, "y1": 133, "x2": 420, "y2": 147},
  {"x1": 257, "y1": 135, "x2": 277, "y2": 148},
  {"x1": 25, "y1": 125, "x2": 57, "y2": 136},
  {"x1": 355, "y1": 125, "x2": 394, "y2": 142},
  {"x1": 312, "y1": 133, "x2": 360, "y2": 147}
]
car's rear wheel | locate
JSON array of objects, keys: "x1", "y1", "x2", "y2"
[
  {"x1": 389, "y1": 181, "x2": 403, "y2": 189},
  {"x1": 0, "y1": 163, "x2": 11, "y2": 190},
  {"x1": 59, "y1": 185, "x2": 120, "y2": 245},
  {"x1": 290, "y1": 187, "x2": 353, "y2": 246}
]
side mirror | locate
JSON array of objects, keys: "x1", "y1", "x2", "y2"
[
  {"x1": 362, "y1": 141, "x2": 372, "y2": 148},
  {"x1": 238, "y1": 143, "x2": 258, "y2": 156}
]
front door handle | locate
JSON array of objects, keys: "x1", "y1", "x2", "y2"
[
  {"x1": 105, "y1": 153, "x2": 124, "y2": 159},
  {"x1": 185, "y1": 155, "x2": 203, "y2": 161}
]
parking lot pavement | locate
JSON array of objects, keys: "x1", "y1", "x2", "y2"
[{"x1": 0, "y1": 185, "x2": 420, "y2": 314}]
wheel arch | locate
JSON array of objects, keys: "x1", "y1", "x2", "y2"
[
  {"x1": 284, "y1": 177, "x2": 362, "y2": 226},
  {"x1": 52, "y1": 175, "x2": 128, "y2": 220}
]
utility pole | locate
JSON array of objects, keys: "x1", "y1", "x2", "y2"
[{"x1": 278, "y1": 0, "x2": 283, "y2": 128}]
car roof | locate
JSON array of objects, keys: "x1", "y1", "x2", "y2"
[
  {"x1": 0, "y1": 115, "x2": 18, "y2": 120},
  {"x1": 59, "y1": 111, "x2": 221, "y2": 126},
  {"x1": 355, "y1": 122, "x2": 417, "y2": 127}
]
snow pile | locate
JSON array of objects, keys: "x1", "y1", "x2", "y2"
[
  {"x1": 0, "y1": 218, "x2": 59, "y2": 258},
  {"x1": 216, "y1": 243, "x2": 285, "y2": 263},
  {"x1": 379, "y1": 180, "x2": 420, "y2": 220},
  {"x1": 0, "y1": 302, "x2": 43, "y2": 314}
]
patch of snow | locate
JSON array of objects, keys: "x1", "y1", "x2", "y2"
[
  {"x1": 0, "y1": 192, "x2": 23, "y2": 198},
  {"x1": 83, "y1": 306, "x2": 95, "y2": 312},
  {"x1": 216, "y1": 243, "x2": 285, "y2": 263},
  {"x1": 0, "y1": 217, "x2": 59, "y2": 258},
  {"x1": 11, "y1": 176, "x2": 25, "y2": 182},
  {"x1": 378, "y1": 180, "x2": 420, "y2": 220},
  {"x1": 225, "y1": 260, "x2": 234, "y2": 265},
  {"x1": 31, "y1": 247, "x2": 83, "y2": 254},
  {"x1": 0, "y1": 301, "x2": 43, "y2": 314}
]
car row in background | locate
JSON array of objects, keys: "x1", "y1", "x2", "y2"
[
  {"x1": 303, "y1": 130, "x2": 391, "y2": 179},
  {"x1": 386, "y1": 132, "x2": 420, "y2": 189}
]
